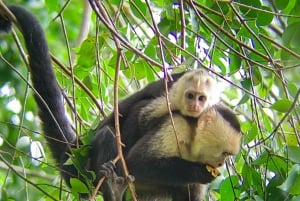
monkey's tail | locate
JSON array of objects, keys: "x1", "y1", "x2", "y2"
[{"x1": 0, "y1": 6, "x2": 76, "y2": 167}]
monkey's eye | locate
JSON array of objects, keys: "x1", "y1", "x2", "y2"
[
  {"x1": 186, "y1": 93, "x2": 194, "y2": 99},
  {"x1": 198, "y1": 95, "x2": 206, "y2": 101}
]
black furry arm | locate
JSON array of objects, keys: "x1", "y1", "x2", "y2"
[
  {"x1": 125, "y1": 124, "x2": 216, "y2": 186},
  {"x1": 126, "y1": 155, "x2": 215, "y2": 185},
  {"x1": 97, "y1": 72, "x2": 185, "y2": 129}
]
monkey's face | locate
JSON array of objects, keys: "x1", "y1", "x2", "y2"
[
  {"x1": 190, "y1": 110, "x2": 242, "y2": 168},
  {"x1": 199, "y1": 149, "x2": 232, "y2": 168},
  {"x1": 179, "y1": 74, "x2": 219, "y2": 118},
  {"x1": 181, "y1": 89, "x2": 208, "y2": 117}
]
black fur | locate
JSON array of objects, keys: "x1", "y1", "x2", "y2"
[
  {"x1": 97, "y1": 72, "x2": 184, "y2": 129},
  {"x1": 215, "y1": 104, "x2": 241, "y2": 132},
  {"x1": 0, "y1": 15, "x2": 12, "y2": 32}
]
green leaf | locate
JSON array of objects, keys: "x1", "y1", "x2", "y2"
[
  {"x1": 252, "y1": 66, "x2": 262, "y2": 86},
  {"x1": 244, "y1": 123, "x2": 258, "y2": 144},
  {"x1": 238, "y1": 0, "x2": 261, "y2": 18},
  {"x1": 287, "y1": 83, "x2": 299, "y2": 98},
  {"x1": 242, "y1": 164, "x2": 263, "y2": 194},
  {"x1": 110, "y1": 0, "x2": 121, "y2": 5},
  {"x1": 229, "y1": 52, "x2": 241, "y2": 73},
  {"x1": 287, "y1": 146, "x2": 300, "y2": 164},
  {"x1": 212, "y1": 51, "x2": 227, "y2": 74},
  {"x1": 252, "y1": 151, "x2": 268, "y2": 165},
  {"x1": 241, "y1": 78, "x2": 251, "y2": 90},
  {"x1": 82, "y1": 76, "x2": 93, "y2": 91},
  {"x1": 282, "y1": 22, "x2": 300, "y2": 48},
  {"x1": 153, "y1": 0, "x2": 165, "y2": 7},
  {"x1": 275, "y1": 0, "x2": 289, "y2": 10},
  {"x1": 130, "y1": 0, "x2": 147, "y2": 20},
  {"x1": 45, "y1": 0, "x2": 61, "y2": 13},
  {"x1": 271, "y1": 99, "x2": 293, "y2": 113},
  {"x1": 287, "y1": 133, "x2": 299, "y2": 146},
  {"x1": 266, "y1": 175, "x2": 289, "y2": 201},
  {"x1": 133, "y1": 62, "x2": 147, "y2": 80},
  {"x1": 220, "y1": 176, "x2": 240, "y2": 201},
  {"x1": 256, "y1": 6, "x2": 274, "y2": 26},
  {"x1": 286, "y1": 0, "x2": 300, "y2": 25},
  {"x1": 237, "y1": 94, "x2": 250, "y2": 107},
  {"x1": 158, "y1": 17, "x2": 176, "y2": 35},
  {"x1": 238, "y1": 21, "x2": 258, "y2": 38},
  {"x1": 70, "y1": 178, "x2": 90, "y2": 194},
  {"x1": 145, "y1": 64, "x2": 159, "y2": 82},
  {"x1": 267, "y1": 155, "x2": 288, "y2": 174},
  {"x1": 280, "y1": 47, "x2": 300, "y2": 66},
  {"x1": 75, "y1": 37, "x2": 96, "y2": 79},
  {"x1": 278, "y1": 164, "x2": 300, "y2": 195}
]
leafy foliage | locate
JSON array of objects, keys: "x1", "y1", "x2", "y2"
[{"x1": 0, "y1": 0, "x2": 299, "y2": 200}]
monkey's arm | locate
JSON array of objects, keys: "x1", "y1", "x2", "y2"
[
  {"x1": 126, "y1": 155, "x2": 215, "y2": 185},
  {"x1": 125, "y1": 123, "x2": 216, "y2": 186},
  {"x1": 97, "y1": 72, "x2": 185, "y2": 129}
]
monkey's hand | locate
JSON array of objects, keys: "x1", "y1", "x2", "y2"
[
  {"x1": 99, "y1": 161, "x2": 134, "y2": 201},
  {"x1": 205, "y1": 165, "x2": 221, "y2": 178}
]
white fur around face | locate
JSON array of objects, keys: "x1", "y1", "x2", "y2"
[
  {"x1": 147, "y1": 114, "x2": 192, "y2": 157},
  {"x1": 171, "y1": 70, "x2": 220, "y2": 117},
  {"x1": 147, "y1": 107, "x2": 241, "y2": 168},
  {"x1": 189, "y1": 109, "x2": 241, "y2": 167},
  {"x1": 140, "y1": 69, "x2": 220, "y2": 123}
]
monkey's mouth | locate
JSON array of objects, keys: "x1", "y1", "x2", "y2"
[{"x1": 186, "y1": 109, "x2": 200, "y2": 116}]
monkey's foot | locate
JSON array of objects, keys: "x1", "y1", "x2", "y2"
[
  {"x1": 100, "y1": 161, "x2": 134, "y2": 194},
  {"x1": 205, "y1": 165, "x2": 221, "y2": 177}
]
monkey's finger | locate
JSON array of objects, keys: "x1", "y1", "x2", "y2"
[{"x1": 205, "y1": 165, "x2": 221, "y2": 177}]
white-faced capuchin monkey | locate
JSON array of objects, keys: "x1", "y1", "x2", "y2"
[
  {"x1": 0, "y1": 4, "x2": 241, "y2": 201},
  {"x1": 90, "y1": 71, "x2": 223, "y2": 200},
  {"x1": 123, "y1": 104, "x2": 242, "y2": 201},
  {"x1": 135, "y1": 106, "x2": 241, "y2": 168},
  {"x1": 140, "y1": 69, "x2": 219, "y2": 123},
  {"x1": 91, "y1": 100, "x2": 241, "y2": 201}
]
